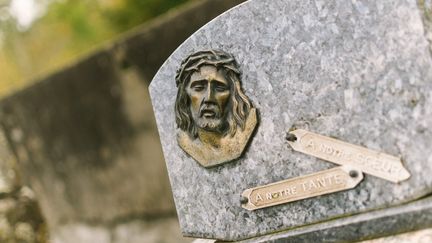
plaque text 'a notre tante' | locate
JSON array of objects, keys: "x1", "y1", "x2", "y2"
[{"x1": 241, "y1": 166, "x2": 363, "y2": 210}]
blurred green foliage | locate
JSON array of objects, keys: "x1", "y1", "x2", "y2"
[
  {"x1": 105, "y1": 0, "x2": 189, "y2": 31},
  {"x1": 0, "y1": 0, "x2": 190, "y2": 97}
]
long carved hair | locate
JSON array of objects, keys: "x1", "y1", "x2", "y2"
[{"x1": 175, "y1": 50, "x2": 253, "y2": 138}]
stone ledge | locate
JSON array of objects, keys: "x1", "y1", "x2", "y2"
[{"x1": 236, "y1": 196, "x2": 432, "y2": 243}]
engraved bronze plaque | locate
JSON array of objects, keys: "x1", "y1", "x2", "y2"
[
  {"x1": 287, "y1": 129, "x2": 410, "y2": 183},
  {"x1": 242, "y1": 166, "x2": 363, "y2": 210},
  {"x1": 175, "y1": 50, "x2": 258, "y2": 167}
]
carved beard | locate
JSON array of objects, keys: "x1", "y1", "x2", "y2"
[
  {"x1": 197, "y1": 118, "x2": 223, "y2": 131},
  {"x1": 192, "y1": 103, "x2": 226, "y2": 133}
]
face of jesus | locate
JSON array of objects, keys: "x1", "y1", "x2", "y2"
[{"x1": 186, "y1": 65, "x2": 231, "y2": 133}]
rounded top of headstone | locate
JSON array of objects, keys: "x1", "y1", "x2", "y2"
[{"x1": 150, "y1": 0, "x2": 432, "y2": 240}]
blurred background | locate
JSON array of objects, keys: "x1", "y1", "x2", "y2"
[{"x1": 0, "y1": 0, "x2": 190, "y2": 97}]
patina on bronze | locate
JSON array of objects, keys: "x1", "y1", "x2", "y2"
[
  {"x1": 242, "y1": 166, "x2": 363, "y2": 210},
  {"x1": 175, "y1": 50, "x2": 258, "y2": 167},
  {"x1": 287, "y1": 129, "x2": 410, "y2": 183}
]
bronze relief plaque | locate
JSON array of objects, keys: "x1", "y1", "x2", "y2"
[{"x1": 174, "y1": 50, "x2": 258, "y2": 167}]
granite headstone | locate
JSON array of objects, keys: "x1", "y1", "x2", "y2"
[{"x1": 150, "y1": 0, "x2": 432, "y2": 241}]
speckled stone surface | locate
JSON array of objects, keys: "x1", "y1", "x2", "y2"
[{"x1": 149, "y1": 0, "x2": 432, "y2": 241}]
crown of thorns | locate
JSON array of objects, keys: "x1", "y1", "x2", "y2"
[{"x1": 175, "y1": 50, "x2": 241, "y2": 87}]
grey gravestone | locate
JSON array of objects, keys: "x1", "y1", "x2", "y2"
[{"x1": 150, "y1": 0, "x2": 432, "y2": 241}]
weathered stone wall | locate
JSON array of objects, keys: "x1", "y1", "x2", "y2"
[
  {"x1": 0, "y1": 130, "x2": 47, "y2": 242},
  {"x1": 0, "y1": 0, "x2": 245, "y2": 242}
]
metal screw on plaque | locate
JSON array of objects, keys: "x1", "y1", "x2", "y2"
[
  {"x1": 349, "y1": 170, "x2": 359, "y2": 178},
  {"x1": 285, "y1": 132, "x2": 297, "y2": 142},
  {"x1": 240, "y1": 196, "x2": 249, "y2": 204}
]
